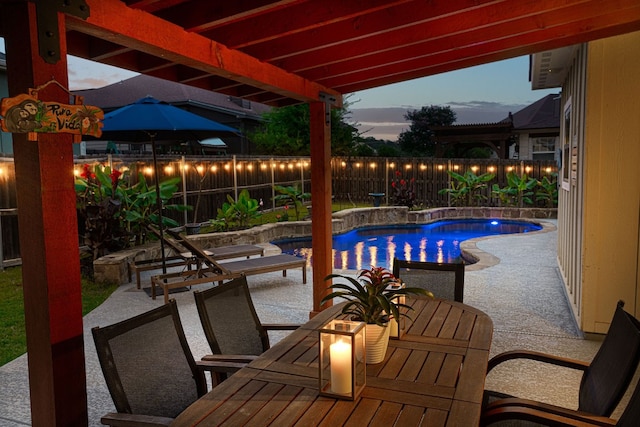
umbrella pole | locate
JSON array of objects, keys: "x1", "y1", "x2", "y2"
[{"x1": 151, "y1": 137, "x2": 167, "y2": 275}]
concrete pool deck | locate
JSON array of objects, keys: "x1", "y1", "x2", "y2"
[{"x1": 1, "y1": 219, "x2": 635, "y2": 425}]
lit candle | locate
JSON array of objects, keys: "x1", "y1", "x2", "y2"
[
  {"x1": 389, "y1": 316, "x2": 398, "y2": 338},
  {"x1": 330, "y1": 339, "x2": 352, "y2": 394}
]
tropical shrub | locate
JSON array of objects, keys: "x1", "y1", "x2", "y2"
[
  {"x1": 390, "y1": 170, "x2": 416, "y2": 208},
  {"x1": 535, "y1": 173, "x2": 559, "y2": 208},
  {"x1": 212, "y1": 189, "x2": 261, "y2": 230},
  {"x1": 439, "y1": 170, "x2": 495, "y2": 207},
  {"x1": 491, "y1": 171, "x2": 538, "y2": 207},
  {"x1": 75, "y1": 164, "x2": 187, "y2": 259},
  {"x1": 273, "y1": 184, "x2": 310, "y2": 220}
]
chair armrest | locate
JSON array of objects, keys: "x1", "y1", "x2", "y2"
[
  {"x1": 487, "y1": 350, "x2": 590, "y2": 373},
  {"x1": 481, "y1": 404, "x2": 616, "y2": 426},
  {"x1": 262, "y1": 323, "x2": 301, "y2": 331},
  {"x1": 100, "y1": 412, "x2": 173, "y2": 427},
  {"x1": 196, "y1": 359, "x2": 250, "y2": 374},
  {"x1": 485, "y1": 397, "x2": 614, "y2": 423},
  {"x1": 201, "y1": 354, "x2": 258, "y2": 364}
]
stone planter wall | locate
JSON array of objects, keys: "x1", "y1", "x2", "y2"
[{"x1": 93, "y1": 206, "x2": 556, "y2": 285}]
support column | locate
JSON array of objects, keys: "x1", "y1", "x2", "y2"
[
  {"x1": 309, "y1": 101, "x2": 333, "y2": 316},
  {"x1": 2, "y1": 3, "x2": 87, "y2": 425}
]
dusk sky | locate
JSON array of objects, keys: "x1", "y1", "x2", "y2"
[{"x1": 2, "y1": 38, "x2": 559, "y2": 141}]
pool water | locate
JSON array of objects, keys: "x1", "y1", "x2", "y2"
[{"x1": 273, "y1": 219, "x2": 542, "y2": 270}]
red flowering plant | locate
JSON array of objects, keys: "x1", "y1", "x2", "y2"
[
  {"x1": 390, "y1": 170, "x2": 416, "y2": 208},
  {"x1": 75, "y1": 164, "x2": 187, "y2": 260}
]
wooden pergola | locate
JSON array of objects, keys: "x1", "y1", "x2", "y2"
[
  {"x1": 1, "y1": 0, "x2": 639, "y2": 424},
  {"x1": 432, "y1": 120, "x2": 516, "y2": 159}
]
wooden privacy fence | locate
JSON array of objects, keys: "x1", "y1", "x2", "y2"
[{"x1": 0, "y1": 155, "x2": 558, "y2": 266}]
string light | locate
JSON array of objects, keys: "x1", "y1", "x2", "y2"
[
  {"x1": 369, "y1": 162, "x2": 377, "y2": 169},
  {"x1": 405, "y1": 164, "x2": 411, "y2": 170},
  {"x1": 247, "y1": 163, "x2": 253, "y2": 171},
  {"x1": 224, "y1": 163, "x2": 231, "y2": 171},
  {"x1": 143, "y1": 166, "x2": 154, "y2": 176},
  {"x1": 488, "y1": 166, "x2": 495, "y2": 172},
  {"x1": 164, "y1": 165, "x2": 174, "y2": 174},
  {"x1": 389, "y1": 162, "x2": 395, "y2": 169},
  {"x1": 471, "y1": 166, "x2": 479, "y2": 172},
  {"x1": 419, "y1": 164, "x2": 427, "y2": 171},
  {"x1": 545, "y1": 167, "x2": 552, "y2": 173},
  {"x1": 525, "y1": 166, "x2": 532, "y2": 173},
  {"x1": 260, "y1": 163, "x2": 267, "y2": 170},
  {"x1": 210, "y1": 165, "x2": 218, "y2": 172}
]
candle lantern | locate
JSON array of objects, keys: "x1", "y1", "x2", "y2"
[
  {"x1": 318, "y1": 319, "x2": 366, "y2": 400},
  {"x1": 387, "y1": 282, "x2": 406, "y2": 339}
]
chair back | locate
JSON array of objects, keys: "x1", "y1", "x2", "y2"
[
  {"x1": 166, "y1": 228, "x2": 230, "y2": 274},
  {"x1": 392, "y1": 258, "x2": 465, "y2": 302},
  {"x1": 194, "y1": 275, "x2": 268, "y2": 356},
  {"x1": 578, "y1": 301, "x2": 640, "y2": 417},
  {"x1": 92, "y1": 300, "x2": 204, "y2": 418}
]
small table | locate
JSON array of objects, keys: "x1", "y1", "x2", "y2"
[
  {"x1": 172, "y1": 298, "x2": 493, "y2": 426},
  {"x1": 368, "y1": 192, "x2": 385, "y2": 207}
]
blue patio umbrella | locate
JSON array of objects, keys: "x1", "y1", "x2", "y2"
[{"x1": 100, "y1": 96, "x2": 239, "y2": 274}]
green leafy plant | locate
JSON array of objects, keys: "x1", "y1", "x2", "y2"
[
  {"x1": 322, "y1": 266, "x2": 431, "y2": 326},
  {"x1": 536, "y1": 173, "x2": 559, "y2": 208},
  {"x1": 213, "y1": 189, "x2": 261, "y2": 230},
  {"x1": 273, "y1": 184, "x2": 310, "y2": 220},
  {"x1": 491, "y1": 171, "x2": 538, "y2": 207},
  {"x1": 75, "y1": 164, "x2": 187, "y2": 259},
  {"x1": 439, "y1": 170, "x2": 495, "y2": 206}
]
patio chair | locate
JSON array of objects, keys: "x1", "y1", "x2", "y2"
[
  {"x1": 92, "y1": 299, "x2": 246, "y2": 426},
  {"x1": 392, "y1": 257, "x2": 465, "y2": 302},
  {"x1": 481, "y1": 364, "x2": 640, "y2": 426},
  {"x1": 482, "y1": 301, "x2": 640, "y2": 423},
  {"x1": 194, "y1": 275, "x2": 301, "y2": 375}
]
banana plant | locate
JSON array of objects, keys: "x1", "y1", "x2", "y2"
[
  {"x1": 536, "y1": 173, "x2": 559, "y2": 208},
  {"x1": 273, "y1": 184, "x2": 311, "y2": 220},
  {"x1": 438, "y1": 170, "x2": 495, "y2": 206},
  {"x1": 491, "y1": 171, "x2": 538, "y2": 207}
]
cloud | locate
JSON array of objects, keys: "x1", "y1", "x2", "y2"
[{"x1": 351, "y1": 100, "x2": 529, "y2": 140}]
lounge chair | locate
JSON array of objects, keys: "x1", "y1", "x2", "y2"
[
  {"x1": 92, "y1": 300, "x2": 246, "y2": 425},
  {"x1": 150, "y1": 229, "x2": 307, "y2": 303},
  {"x1": 482, "y1": 301, "x2": 640, "y2": 424},
  {"x1": 392, "y1": 257, "x2": 465, "y2": 302},
  {"x1": 129, "y1": 225, "x2": 264, "y2": 289}
]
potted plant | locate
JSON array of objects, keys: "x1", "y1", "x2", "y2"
[{"x1": 322, "y1": 266, "x2": 432, "y2": 364}]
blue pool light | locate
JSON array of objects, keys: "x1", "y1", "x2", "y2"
[{"x1": 490, "y1": 220, "x2": 499, "y2": 225}]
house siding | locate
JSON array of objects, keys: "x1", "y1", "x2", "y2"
[{"x1": 558, "y1": 31, "x2": 640, "y2": 333}]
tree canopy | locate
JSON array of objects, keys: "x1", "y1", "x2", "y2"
[
  {"x1": 250, "y1": 100, "x2": 361, "y2": 155},
  {"x1": 397, "y1": 105, "x2": 456, "y2": 156}
]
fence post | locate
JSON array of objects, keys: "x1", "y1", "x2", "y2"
[
  {"x1": 270, "y1": 157, "x2": 275, "y2": 209},
  {"x1": 181, "y1": 156, "x2": 188, "y2": 224},
  {"x1": 385, "y1": 159, "x2": 389, "y2": 206},
  {"x1": 233, "y1": 155, "x2": 238, "y2": 201}
]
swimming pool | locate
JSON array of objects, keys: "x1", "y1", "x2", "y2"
[{"x1": 273, "y1": 219, "x2": 542, "y2": 270}]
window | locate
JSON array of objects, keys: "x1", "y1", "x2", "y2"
[
  {"x1": 561, "y1": 99, "x2": 572, "y2": 190},
  {"x1": 531, "y1": 136, "x2": 557, "y2": 160}
]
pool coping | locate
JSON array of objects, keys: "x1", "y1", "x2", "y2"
[{"x1": 93, "y1": 206, "x2": 557, "y2": 284}]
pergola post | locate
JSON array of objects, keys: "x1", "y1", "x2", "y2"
[
  {"x1": 2, "y1": 3, "x2": 87, "y2": 425},
  {"x1": 309, "y1": 101, "x2": 333, "y2": 316}
]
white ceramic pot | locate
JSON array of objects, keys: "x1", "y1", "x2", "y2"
[{"x1": 365, "y1": 323, "x2": 390, "y2": 364}]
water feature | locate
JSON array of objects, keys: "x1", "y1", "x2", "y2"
[{"x1": 273, "y1": 219, "x2": 542, "y2": 270}]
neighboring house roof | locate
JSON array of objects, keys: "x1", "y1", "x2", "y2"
[
  {"x1": 72, "y1": 74, "x2": 271, "y2": 120},
  {"x1": 506, "y1": 93, "x2": 561, "y2": 130}
]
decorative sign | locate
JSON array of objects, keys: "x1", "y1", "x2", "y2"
[
  {"x1": 0, "y1": 80, "x2": 103, "y2": 140},
  {"x1": 1, "y1": 93, "x2": 103, "y2": 138}
]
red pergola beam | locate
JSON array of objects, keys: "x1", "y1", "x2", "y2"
[{"x1": 66, "y1": 0, "x2": 340, "y2": 105}]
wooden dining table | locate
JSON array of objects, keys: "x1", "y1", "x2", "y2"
[{"x1": 172, "y1": 297, "x2": 493, "y2": 426}]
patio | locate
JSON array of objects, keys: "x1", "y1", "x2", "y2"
[{"x1": 3, "y1": 219, "x2": 632, "y2": 426}]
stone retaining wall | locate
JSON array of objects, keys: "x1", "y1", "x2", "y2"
[{"x1": 93, "y1": 206, "x2": 556, "y2": 284}]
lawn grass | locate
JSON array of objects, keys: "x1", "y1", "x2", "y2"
[{"x1": 0, "y1": 267, "x2": 117, "y2": 366}]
